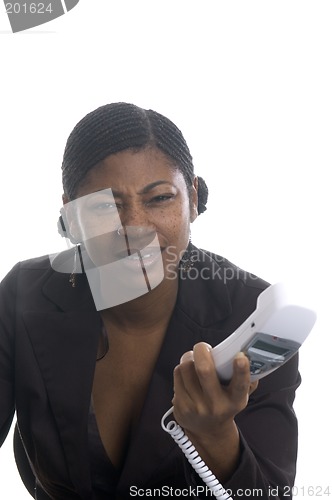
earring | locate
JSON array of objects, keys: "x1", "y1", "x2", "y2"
[
  {"x1": 69, "y1": 245, "x2": 78, "y2": 288},
  {"x1": 179, "y1": 239, "x2": 195, "y2": 272}
]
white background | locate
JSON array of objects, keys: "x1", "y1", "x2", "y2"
[{"x1": 0, "y1": 1, "x2": 331, "y2": 497}]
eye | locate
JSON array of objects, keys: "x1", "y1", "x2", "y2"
[
  {"x1": 149, "y1": 194, "x2": 175, "y2": 203},
  {"x1": 95, "y1": 202, "x2": 116, "y2": 210},
  {"x1": 88, "y1": 201, "x2": 119, "y2": 214}
]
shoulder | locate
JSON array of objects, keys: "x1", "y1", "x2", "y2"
[
  {"x1": 191, "y1": 246, "x2": 269, "y2": 296},
  {"x1": 0, "y1": 251, "x2": 75, "y2": 304},
  {"x1": 0, "y1": 255, "x2": 50, "y2": 284},
  {"x1": 200, "y1": 248, "x2": 269, "y2": 290},
  {"x1": 1, "y1": 248, "x2": 76, "y2": 282},
  {"x1": 178, "y1": 246, "x2": 270, "y2": 330},
  {"x1": 203, "y1": 248, "x2": 270, "y2": 319},
  {"x1": 19, "y1": 254, "x2": 53, "y2": 271},
  {"x1": 0, "y1": 256, "x2": 54, "y2": 324}
]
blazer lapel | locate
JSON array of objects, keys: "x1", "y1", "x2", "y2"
[{"x1": 21, "y1": 309, "x2": 100, "y2": 497}]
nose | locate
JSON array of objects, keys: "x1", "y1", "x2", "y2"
[
  {"x1": 116, "y1": 205, "x2": 157, "y2": 249},
  {"x1": 117, "y1": 224, "x2": 157, "y2": 249},
  {"x1": 119, "y1": 203, "x2": 152, "y2": 228},
  {"x1": 117, "y1": 204, "x2": 156, "y2": 240}
]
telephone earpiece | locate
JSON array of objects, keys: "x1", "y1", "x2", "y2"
[
  {"x1": 57, "y1": 215, "x2": 67, "y2": 238},
  {"x1": 57, "y1": 212, "x2": 80, "y2": 244}
]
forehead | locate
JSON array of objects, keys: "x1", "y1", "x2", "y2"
[{"x1": 76, "y1": 147, "x2": 186, "y2": 197}]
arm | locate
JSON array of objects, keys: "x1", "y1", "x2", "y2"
[
  {"x1": 173, "y1": 345, "x2": 256, "y2": 481},
  {"x1": 173, "y1": 342, "x2": 299, "y2": 499},
  {"x1": 0, "y1": 264, "x2": 18, "y2": 446}
]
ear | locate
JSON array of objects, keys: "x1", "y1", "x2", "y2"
[
  {"x1": 61, "y1": 194, "x2": 81, "y2": 244},
  {"x1": 190, "y1": 177, "x2": 199, "y2": 223}
]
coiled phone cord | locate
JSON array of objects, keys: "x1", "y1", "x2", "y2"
[{"x1": 161, "y1": 407, "x2": 233, "y2": 500}]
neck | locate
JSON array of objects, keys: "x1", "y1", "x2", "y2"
[{"x1": 100, "y1": 277, "x2": 178, "y2": 336}]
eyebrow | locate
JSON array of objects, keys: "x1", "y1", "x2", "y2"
[
  {"x1": 138, "y1": 180, "x2": 173, "y2": 194},
  {"x1": 109, "y1": 180, "x2": 173, "y2": 197}
]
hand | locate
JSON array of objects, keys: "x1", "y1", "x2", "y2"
[{"x1": 172, "y1": 342, "x2": 258, "y2": 479}]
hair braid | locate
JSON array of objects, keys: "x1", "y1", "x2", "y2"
[{"x1": 62, "y1": 103, "x2": 208, "y2": 214}]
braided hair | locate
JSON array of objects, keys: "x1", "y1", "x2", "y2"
[{"x1": 62, "y1": 102, "x2": 208, "y2": 214}]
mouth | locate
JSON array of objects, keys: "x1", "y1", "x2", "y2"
[{"x1": 118, "y1": 246, "x2": 164, "y2": 269}]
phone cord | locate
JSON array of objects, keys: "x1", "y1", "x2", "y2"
[{"x1": 161, "y1": 407, "x2": 233, "y2": 500}]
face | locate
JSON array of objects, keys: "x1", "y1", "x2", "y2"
[{"x1": 64, "y1": 148, "x2": 198, "y2": 294}]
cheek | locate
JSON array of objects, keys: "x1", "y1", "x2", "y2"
[
  {"x1": 163, "y1": 197, "x2": 191, "y2": 231},
  {"x1": 78, "y1": 216, "x2": 117, "y2": 241},
  {"x1": 161, "y1": 210, "x2": 191, "y2": 263},
  {"x1": 159, "y1": 209, "x2": 189, "y2": 242},
  {"x1": 83, "y1": 233, "x2": 117, "y2": 267}
]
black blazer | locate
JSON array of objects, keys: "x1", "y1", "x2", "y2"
[{"x1": 0, "y1": 247, "x2": 300, "y2": 499}]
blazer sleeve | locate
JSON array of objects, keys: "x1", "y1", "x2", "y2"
[
  {"x1": 0, "y1": 264, "x2": 19, "y2": 446},
  {"x1": 182, "y1": 353, "x2": 300, "y2": 500}
]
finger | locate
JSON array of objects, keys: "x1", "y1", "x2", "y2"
[
  {"x1": 249, "y1": 380, "x2": 259, "y2": 396},
  {"x1": 172, "y1": 364, "x2": 196, "y2": 413},
  {"x1": 177, "y1": 350, "x2": 204, "y2": 401},
  {"x1": 228, "y1": 352, "x2": 251, "y2": 407},
  {"x1": 192, "y1": 343, "x2": 223, "y2": 402}
]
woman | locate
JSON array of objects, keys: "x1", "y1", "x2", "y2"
[{"x1": 0, "y1": 103, "x2": 299, "y2": 499}]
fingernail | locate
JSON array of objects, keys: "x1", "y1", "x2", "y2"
[
  {"x1": 203, "y1": 342, "x2": 212, "y2": 351},
  {"x1": 235, "y1": 352, "x2": 247, "y2": 368},
  {"x1": 180, "y1": 351, "x2": 194, "y2": 363}
]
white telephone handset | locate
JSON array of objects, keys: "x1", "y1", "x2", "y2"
[
  {"x1": 212, "y1": 282, "x2": 316, "y2": 383},
  {"x1": 161, "y1": 283, "x2": 317, "y2": 499}
]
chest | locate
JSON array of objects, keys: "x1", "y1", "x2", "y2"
[{"x1": 91, "y1": 329, "x2": 166, "y2": 469}]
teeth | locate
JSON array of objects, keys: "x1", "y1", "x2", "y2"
[
  {"x1": 127, "y1": 253, "x2": 154, "y2": 260},
  {"x1": 127, "y1": 255, "x2": 140, "y2": 261}
]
